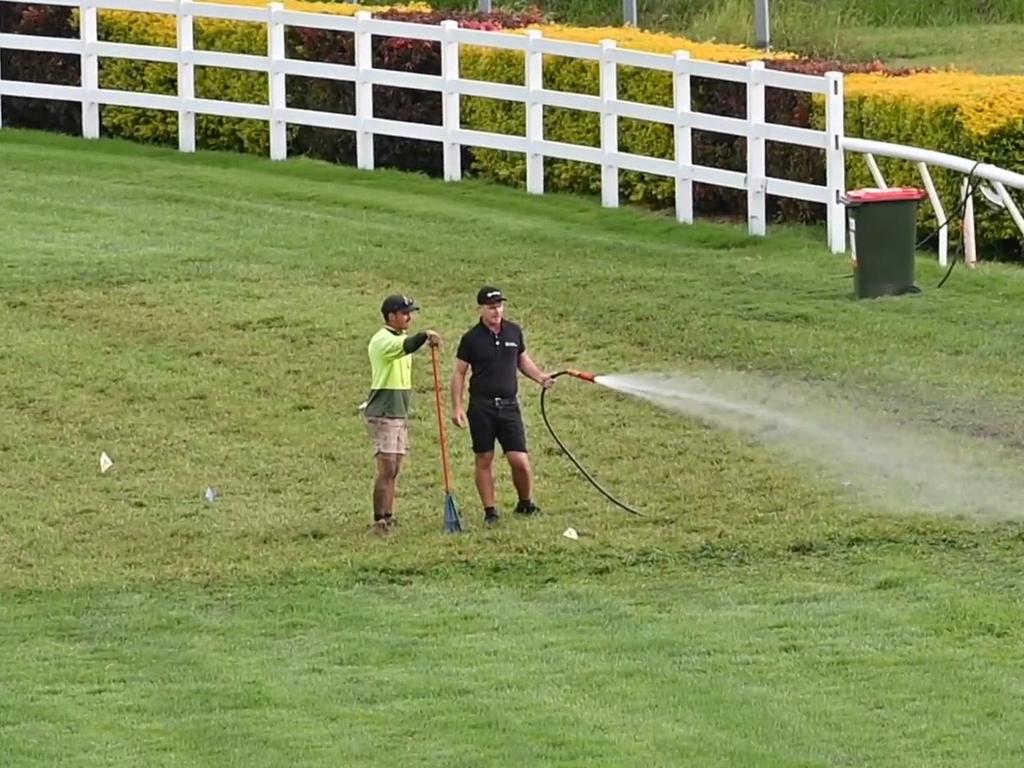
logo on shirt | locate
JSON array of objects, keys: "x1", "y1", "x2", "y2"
[{"x1": 503, "y1": 341, "x2": 518, "y2": 348}]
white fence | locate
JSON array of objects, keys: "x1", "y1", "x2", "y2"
[
  {"x1": 5, "y1": 0, "x2": 1024, "y2": 260},
  {"x1": 0, "y1": 0, "x2": 850, "y2": 251}
]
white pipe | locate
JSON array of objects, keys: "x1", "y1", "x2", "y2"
[
  {"x1": 844, "y1": 137, "x2": 1024, "y2": 191},
  {"x1": 992, "y1": 182, "x2": 1024, "y2": 240},
  {"x1": 917, "y1": 162, "x2": 947, "y2": 267},
  {"x1": 864, "y1": 153, "x2": 887, "y2": 188},
  {"x1": 962, "y1": 177, "x2": 977, "y2": 268}
]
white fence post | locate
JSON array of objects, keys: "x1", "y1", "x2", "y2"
[
  {"x1": 80, "y1": 0, "x2": 100, "y2": 139},
  {"x1": 267, "y1": 2, "x2": 287, "y2": 161},
  {"x1": 673, "y1": 50, "x2": 693, "y2": 224},
  {"x1": 524, "y1": 29, "x2": 543, "y2": 195},
  {"x1": 745, "y1": 60, "x2": 766, "y2": 237},
  {"x1": 176, "y1": 0, "x2": 195, "y2": 152},
  {"x1": 754, "y1": 0, "x2": 770, "y2": 49},
  {"x1": 962, "y1": 177, "x2": 977, "y2": 267},
  {"x1": 916, "y1": 162, "x2": 947, "y2": 266},
  {"x1": 440, "y1": 20, "x2": 461, "y2": 182},
  {"x1": 622, "y1": 0, "x2": 637, "y2": 27},
  {"x1": 825, "y1": 71, "x2": 846, "y2": 253},
  {"x1": 599, "y1": 39, "x2": 618, "y2": 209},
  {"x1": 864, "y1": 154, "x2": 886, "y2": 188},
  {"x1": 355, "y1": 11, "x2": 374, "y2": 171}
]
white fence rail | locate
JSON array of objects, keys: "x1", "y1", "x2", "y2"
[{"x1": 4, "y1": 0, "x2": 1023, "y2": 259}]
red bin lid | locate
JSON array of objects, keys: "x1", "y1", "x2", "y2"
[{"x1": 845, "y1": 187, "x2": 927, "y2": 202}]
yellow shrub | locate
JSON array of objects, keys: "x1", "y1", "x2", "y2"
[
  {"x1": 525, "y1": 24, "x2": 797, "y2": 63},
  {"x1": 95, "y1": 1, "x2": 430, "y2": 40},
  {"x1": 195, "y1": 0, "x2": 432, "y2": 15},
  {"x1": 845, "y1": 72, "x2": 1024, "y2": 137}
]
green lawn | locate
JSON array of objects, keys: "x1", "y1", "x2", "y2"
[
  {"x1": 2, "y1": 129, "x2": 1024, "y2": 766},
  {"x1": 786, "y1": 23, "x2": 1024, "y2": 73}
]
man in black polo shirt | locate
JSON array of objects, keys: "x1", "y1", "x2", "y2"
[{"x1": 450, "y1": 286, "x2": 554, "y2": 524}]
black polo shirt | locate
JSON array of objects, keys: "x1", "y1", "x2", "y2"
[{"x1": 456, "y1": 319, "x2": 526, "y2": 399}]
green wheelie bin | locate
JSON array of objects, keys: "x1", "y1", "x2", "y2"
[{"x1": 843, "y1": 187, "x2": 928, "y2": 299}]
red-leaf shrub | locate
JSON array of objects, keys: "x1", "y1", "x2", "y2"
[
  {"x1": 0, "y1": 3, "x2": 81, "y2": 134},
  {"x1": 287, "y1": 7, "x2": 542, "y2": 173}
]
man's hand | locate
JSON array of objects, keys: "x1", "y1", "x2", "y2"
[
  {"x1": 452, "y1": 409, "x2": 468, "y2": 429},
  {"x1": 540, "y1": 374, "x2": 555, "y2": 389},
  {"x1": 425, "y1": 330, "x2": 441, "y2": 347}
]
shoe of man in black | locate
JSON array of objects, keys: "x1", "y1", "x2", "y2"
[
  {"x1": 484, "y1": 506, "x2": 500, "y2": 524},
  {"x1": 515, "y1": 500, "x2": 541, "y2": 515}
]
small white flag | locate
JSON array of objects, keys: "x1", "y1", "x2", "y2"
[
  {"x1": 562, "y1": 527, "x2": 579, "y2": 541},
  {"x1": 99, "y1": 452, "x2": 113, "y2": 474},
  {"x1": 204, "y1": 486, "x2": 217, "y2": 503}
]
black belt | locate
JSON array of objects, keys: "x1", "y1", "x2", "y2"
[{"x1": 471, "y1": 396, "x2": 518, "y2": 408}]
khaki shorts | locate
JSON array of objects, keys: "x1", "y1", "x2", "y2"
[{"x1": 364, "y1": 416, "x2": 409, "y2": 455}]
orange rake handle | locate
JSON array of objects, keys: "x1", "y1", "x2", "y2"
[{"x1": 430, "y1": 344, "x2": 454, "y2": 493}]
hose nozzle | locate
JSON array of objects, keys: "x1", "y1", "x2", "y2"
[{"x1": 565, "y1": 369, "x2": 597, "y2": 382}]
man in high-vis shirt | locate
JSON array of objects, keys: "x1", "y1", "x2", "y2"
[{"x1": 363, "y1": 294, "x2": 439, "y2": 534}]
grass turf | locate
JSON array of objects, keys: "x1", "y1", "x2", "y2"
[{"x1": 2, "y1": 129, "x2": 1024, "y2": 766}]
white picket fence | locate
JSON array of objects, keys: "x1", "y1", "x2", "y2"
[{"x1": 4, "y1": 0, "x2": 1024, "y2": 260}]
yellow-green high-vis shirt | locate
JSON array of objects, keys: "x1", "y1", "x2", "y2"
[{"x1": 363, "y1": 327, "x2": 428, "y2": 418}]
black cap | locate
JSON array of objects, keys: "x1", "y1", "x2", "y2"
[
  {"x1": 381, "y1": 294, "x2": 420, "y2": 318},
  {"x1": 476, "y1": 286, "x2": 506, "y2": 306}
]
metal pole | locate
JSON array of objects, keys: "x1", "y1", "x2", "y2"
[
  {"x1": 478, "y1": 0, "x2": 491, "y2": 12},
  {"x1": 623, "y1": 0, "x2": 637, "y2": 26},
  {"x1": 754, "y1": 0, "x2": 770, "y2": 49}
]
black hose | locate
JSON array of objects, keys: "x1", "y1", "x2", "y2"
[
  {"x1": 540, "y1": 371, "x2": 644, "y2": 516},
  {"x1": 918, "y1": 160, "x2": 983, "y2": 289}
]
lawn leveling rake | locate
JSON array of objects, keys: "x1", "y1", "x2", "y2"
[{"x1": 430, "y1": 344, "x2": 463, "y2": 533}]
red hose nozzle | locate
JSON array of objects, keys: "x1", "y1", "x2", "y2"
[{"x1": 566, "y1": 369, "x2": 597, "y2": 382}]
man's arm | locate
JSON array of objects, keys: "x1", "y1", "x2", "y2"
[
  {"x1": 402, "y1": 330, "x2": 440, "y2": 354},
  {"x1": 378, "y1": 330, "x2": 439, "y2": 360},
  {"x1": 450, "y1": 358, "x2": 470, "y2": 428},
  {"x1": 518, "y1": 351, "x2": 554, "y2": 388}
]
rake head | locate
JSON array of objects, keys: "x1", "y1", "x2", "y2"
[{"x1": 443, "y1": 492, "x2": 462, "y2": 533}]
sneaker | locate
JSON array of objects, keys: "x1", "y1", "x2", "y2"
[
  {"x1": 484, "y1": 507, "x2": 500, "y2": 525},
  {"x1": 515, "y1": 500, "x2": 541, "y2": 516},
  {"x1": 370, "y1": 519, "x2": 390, "y2": 536}
]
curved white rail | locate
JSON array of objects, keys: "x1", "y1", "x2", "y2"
[{"x1": 842, "y1": 137, "x2": 1024, "y2": 266}]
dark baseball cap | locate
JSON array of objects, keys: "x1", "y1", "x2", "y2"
[
  {"x1": 381, "y1": 294, "x2": 420, "y2": 317},
  {"x1": 477, "y1": 286, "x2": 506, "y2": 306}
]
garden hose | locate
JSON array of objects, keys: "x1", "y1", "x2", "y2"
[
  {"x1": 920, "y1": 160, "x2": 983, "y2": 288},
  {"x1": 540, "y1": 370, "x2": 644, "y2": 517}
]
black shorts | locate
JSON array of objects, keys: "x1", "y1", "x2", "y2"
[{"x1": 468, "y1": 397, "x2": 528, "y2": 455}]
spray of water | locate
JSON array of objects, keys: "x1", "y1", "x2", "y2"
[{"x1": 594, "y1": 371, "x2": 1024, "y2": 522}]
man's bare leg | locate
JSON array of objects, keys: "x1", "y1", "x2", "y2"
[
  {"x1": 373, "y1": 453, "x2": 403, "y2": 530},
  {"x1": 506, "y1": 451, "x2": 532, "y2": 502},
  {"x1": 475, "y1": 451, "x2": 502, "y2": 522}
]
